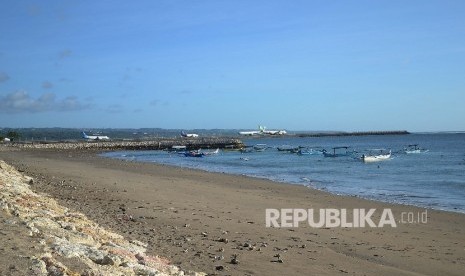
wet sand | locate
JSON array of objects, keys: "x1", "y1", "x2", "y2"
[{"x1": 1, "y1": 148, "x2": 464, "y2": 275}]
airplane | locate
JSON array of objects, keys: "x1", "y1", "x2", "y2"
[
  {"x1": 260, "y1": 126, "x2": 287, "y2": 135},
  {"x1": 181, "y1": 131, "x2": 199, "y2": 138},
  {"x1": 238, "y1": 130, "x2": 260, "y2": 136},
  {"x1": 238, "y1": 125, "x2": 287, "y2": 136},
  {"x1": 81, "y1": 131, "x2": 110, "y2": 140}
]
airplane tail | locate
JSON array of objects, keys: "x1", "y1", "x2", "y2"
[
  {"x1": 181, "y1": 131, "x2": 187, "y2": 137},
  {"x1": 259, "y1": 125, "x2": 266, "y2": 132},
  {"x1": 81, "y1": 132, "x2": 89, "y2": 139}
]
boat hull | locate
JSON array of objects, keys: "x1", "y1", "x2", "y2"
[
  {"x1": 184, "y1": 152, "x2": 205, "y2": 157},
  {"x1": 362, "y1": 154, "x2": 391, "y2": 163}
]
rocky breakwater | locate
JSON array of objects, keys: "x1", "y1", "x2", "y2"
[
  {"x1": 9, "y1": 137, "x2": 244, "y2": 151},
  {"x1": 0, "y1": 160, "x2": 205, "y2": 276}
]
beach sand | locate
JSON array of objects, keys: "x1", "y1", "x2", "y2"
[{"x1": 1, "y1": 148, "x2": 464, "y2": 275}]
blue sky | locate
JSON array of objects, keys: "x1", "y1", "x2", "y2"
[{"x1": 0, "y1": 1, "x2": 464, "y2": 131}]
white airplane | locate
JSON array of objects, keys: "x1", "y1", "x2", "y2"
[
  {"x1": 260, "y1": 126, "x2": 287, "y2": 135},
  {"x1": 238, "y1": 130, "x2": 260, "y2": 136},
  {"x1": 81, "y1": 131, "x2": 110, "y2": 140},
  {"x1": 239, "y1": 126, "x2": 287, "y2": 136},
  {"x1": 181, "y1": 131, "x2": 199, "y2": 138}
]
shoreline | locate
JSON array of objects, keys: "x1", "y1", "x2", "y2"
[
  {"x1": 102, "y1": 150, "x2": 465, "y2": 215},
  {"x1": 1, "y1": 147, "x2": 465, "y2": 275}
]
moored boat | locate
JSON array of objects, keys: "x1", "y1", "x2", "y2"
[
  {"x1": 170, "y1": 145, "x2": 187, "y2": 152},
  {"x1": 277, "y1": 145, "x2": 299, "y2": 152},
  {"x1": 322, "y1": 146, "x2": 353, "y2": 157},
  {"x1": 361, "y1": 149, "x2": 391, "y2": 163},
  {"x1": 184, "y1": 151, "x2": 205, "y2": 157},
  {"x1": 253, "y1": 144, "x2": 268, "y2": 152},
  {"x1": 202, "y1": 148, "x2": 220, "y2": 155},
  {"x1": 297, "y1": 148, "x2": 323, "y2": 155},
  {"x1": 404, "y1": 144, "x2": 429, "y2": 154}
]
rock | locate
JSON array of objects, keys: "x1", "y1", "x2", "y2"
[
  {"x1": 101, "y1": 254, "x2": 122, "y2": 266},
  {"x1": 0, "y1": 160, "x2": 204, "y2": 275},
  {"x1": 29, "y1": 257, "x2": 48, "y2": 276},
  {"x1": 217, "y1": 238, "x2": 229, "y2": 244},
  {"x1": 230, "y1": 254, "x2": 239, "y2": 265}
]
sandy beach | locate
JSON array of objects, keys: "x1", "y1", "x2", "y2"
[{"x1": 1, "y1": 147, "x2": 464, "y2": 275}]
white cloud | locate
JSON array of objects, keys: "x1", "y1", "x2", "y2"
[{"x1": 0, "y1": 91, "x2": 90, "y2": 113}]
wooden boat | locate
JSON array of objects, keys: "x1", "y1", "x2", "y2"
[
  {"x1": 297, "y1": 148, "x2": 323, "y2": 155},
  {"x1": 322, "y1": 146, "x2": 352, "y2": 157},
  {"x1": 184, "y1": 151, "x2": 205, "y2": 157},
  {"x1": 361, "y1": 149, "x2": 391, "y2": 163},
  {"x1": 253, "y1": 144, "x2": 268, "y2": 152},
  {"x1": 404, "y1": 144, "x2": 429, "y2": 154},
  {"x1": 170, "y1": 145, "x2": 187, "y2": 152},
  {"x1": 202, "y1": 148, "x2": 219, "y2": 155},
  {"x1": 277, "y1": 145, "x2": 299, "y2": 152}
]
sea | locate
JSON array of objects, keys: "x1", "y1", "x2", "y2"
[{"x1": 102, "y1": 133, "x2": 465, "y2": 214}]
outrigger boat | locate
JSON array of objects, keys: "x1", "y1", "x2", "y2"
[
  {"x1": 322, "y1": 146, "x2": 353, "y2": 157},
  {"x1": 202, "y1": 148, "x2": 220, "y2": 156},
  {"x1": 170, "y1": 145, "x2": 187, "y2": 152},
  {"x1": 361, "y1": 149, "x2": 391, "y2": 163},
  {"x1": 184, "y1": 150, "x2": 205, "y2": 157},
  {"x1": 297, "y1": 147, "x2": 323, "y2": 155},
  {"x1": 404, "y1": 144, "x2": 429, "y2": 154},
  {"x1": 277, "y1": 145, "x2": 299, "y2": 152},
  {"x1": 253, "y1": 144, "x2": 268, "y2": 152}
]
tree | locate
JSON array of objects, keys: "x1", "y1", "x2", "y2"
[{"x1": 6, "y1": 131, "x2": 20, "y2": 141}]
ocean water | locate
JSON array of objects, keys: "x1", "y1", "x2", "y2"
[{"x1": 102, "y1": 133, "x2": 465, "y2": 213}]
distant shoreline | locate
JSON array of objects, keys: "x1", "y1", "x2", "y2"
[
  {"x1": 293, "y1": 130, "x2": 409, "y2": 137},
  {"x1": 2, "y1": 130, "x2": 411, "y2": 146}
]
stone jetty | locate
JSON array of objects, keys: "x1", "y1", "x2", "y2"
[
  {"x1": 0, "y1": 160, "x2": 205, "y2": 275},
  {"x1": 5, "y1": 137, "x2": 244, "y2": 151}
]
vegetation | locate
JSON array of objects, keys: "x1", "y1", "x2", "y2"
[{"x1": 6, "y1": 131, "x2": 20, "y2": 141}]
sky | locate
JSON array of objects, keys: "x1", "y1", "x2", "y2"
[{"x1": 0, "y1": 0, "x2": 464, "y2": 131}]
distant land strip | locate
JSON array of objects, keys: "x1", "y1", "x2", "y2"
[{"x1": 294, "y1": 130, "x2": 410, "y2": 137}]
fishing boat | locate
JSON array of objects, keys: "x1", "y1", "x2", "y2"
[
  {"x1": 170, "y1": 145, "x2": 187, "y2": 152},
  {"x1": 240, "y1": 147, "x2": 254, "y2": 153},
  {"x1": 404, "y1": 144, "x2": 429, "y2": 154},
  {"x1": 202, "y1": 148, "x2": 220, "y2": 155},
  {"x1": 322, "y1": 146, "x2": 353, "y2": 157},
  {"x1": 361, "y1": 149, "x2": 391, "y2": 163},
  {"x1": 253, "y1": 144, "x2": 268, "y2": 152},
  {"x1": 184, "y1": 151, "x2": 205, "y2": 157},
  {"x1": 277, "y1": 145, "x2": 299, "y2": 152},
  {"x1": 297, "y1": 148, "x2": 323, "y2": 155}
]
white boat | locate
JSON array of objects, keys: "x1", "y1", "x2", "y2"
[
  {"x1": 253, "y1": 144, "x2": 268, "y2": 152},
  {"x1": 171, "y1": 145, "x2": 187, "y2": 152},
  {"x1": 361, "y1": 149, "x2": 391, "y2": 163},
  {"x1": 404, "y1": 144, "x2": 429, "y2": 154},
  {"x1": 202, "y1": 148, "x2": 220, "y2": 155}
]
